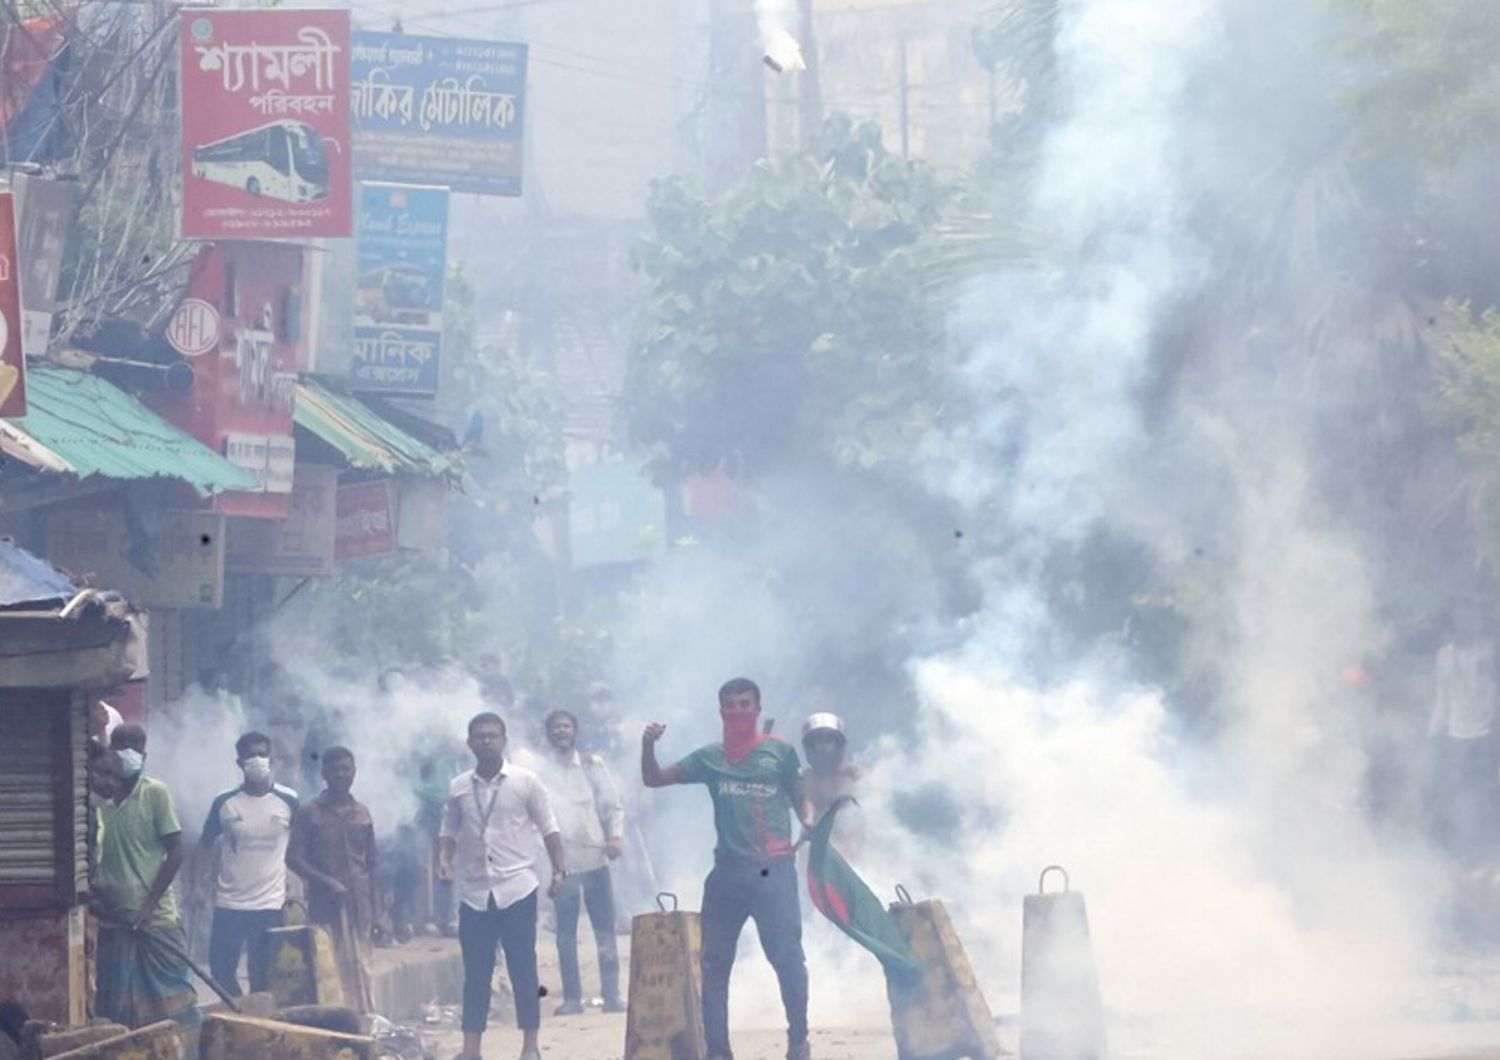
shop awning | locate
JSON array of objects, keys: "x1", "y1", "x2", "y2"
[
  {"x1": 0, "y1": 366, "x2": 258, "y2": 496},
  {"x1": 294, "y1": 377, "x2": 457, "y2": 478}
]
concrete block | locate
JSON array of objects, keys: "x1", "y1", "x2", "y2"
[
  {"x1": 198, "y1": 1013, "x2": 372, "y2": 1060},
  {"x1": 265, "y1": 927, "x2": 345, "y2": 1010},
  {"x1": 33, "y1": 1024, "x2": 128, "y2": 1058},
  {"x1": 43, "y1": 1021, "x2": 182, "y2": 1060},
  {"x1": 887, "y1": 898, "x2": 1000, "y2": 1060},
  {"x1": 624, "y1": 907, "x2": 706, "y2": 1060}
]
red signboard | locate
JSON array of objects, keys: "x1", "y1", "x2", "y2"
[
  {"x1": 335, "y1": 479, "x2": 396, "y2": 560},
  {"x1": 147, "y1": 242, "x2": 306, "y2": 519},
  {"x1": 178, "y1": 10, "x2": 353, "y2": 239},
  {"x1": 0, "y1": 192, "x2": 24, "y2": 417}
]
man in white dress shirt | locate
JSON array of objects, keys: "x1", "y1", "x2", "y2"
[{"x1": 439, "y1": 712, "x2": 567, "y2": 1060}]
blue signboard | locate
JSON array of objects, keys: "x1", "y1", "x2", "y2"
[
  {"x1": 350, "y1": 182, "x2": 448, "y2": 397},
  {"x1": 351, "y1": 32, "x2": 527, "y2": 196}
]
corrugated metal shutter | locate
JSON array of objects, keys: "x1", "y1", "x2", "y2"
[
  {"x1": 70, "y1": 693, "x2": 88, "y2": 897},
  {"x1": 0, "y1": 701, "x2": 58, "y2": 887}
]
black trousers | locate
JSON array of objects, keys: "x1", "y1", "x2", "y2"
[
  {"x1": 208, "y1": 907, "x2": 283, "y2": 997},
  {"x1": 553, "y1": 866, "x2": 620, "y2": 1003},
  {"x1": 459, "y1": 890, "x2": 540, "y2": 1032},
  {"x1": 701, "y1": 857, "x2": 808, "y2": 1058}
]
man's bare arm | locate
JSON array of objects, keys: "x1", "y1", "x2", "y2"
[
  {"x1": 641, "y1": 723, "x2": 683, "y2": 788},
  {"x1": 790, "y1": 769, "x2": 816, "y2": 831},
  {"x1": 133, "y1": 832, "x2": 184, "y2": 928}
]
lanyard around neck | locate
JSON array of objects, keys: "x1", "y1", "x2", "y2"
[{"x1": 473, "y1": 773, "x2": 502, "y2": 833}]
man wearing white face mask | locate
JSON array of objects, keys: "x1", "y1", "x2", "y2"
[
  {"x1": 96, "y1": 726, "x2": 199, "y2": 1028},
  {"x1": 201, "y1": 732, "x2": 299, "y2": 996}
]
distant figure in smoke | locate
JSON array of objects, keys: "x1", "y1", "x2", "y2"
[
  {"x1": 200, "y1": 732, "x2": 299, "y2": 997},
  {"x1": 538, "y1": 709, "x2": 625, "y2": 1015},
  {"x1": 1425, "y1": 602, "x2": 1500, "y2": 862},
  {"x1": 581, "y1": 681, "x2": 624, "y2": 757},
  {"x1": 474, "y1": 654, "x2": 515, "y2": 712},
  {"x1": 287, "y1": 746, "x2": 377, "y2": 1011},
  {"x1": 643, "y1": 678, "x2": 815, "y2": 1060},
  {"x1": 439, "y1": 712, "x2": 567, "y2": 1060},
  {"x1": 800, "y1": 713, "x2": 864, "y2": 860},
  {"x1": 93, "y1": 726, "x2": 200, "y2": 1029}
]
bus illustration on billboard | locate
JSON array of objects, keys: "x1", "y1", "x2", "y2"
[
  {"x1": 191, "y1": 121, "x2": 331, "y2": 204},
  {"x1": 356, "y1": 264, "x2": 434, "y2": 327}
]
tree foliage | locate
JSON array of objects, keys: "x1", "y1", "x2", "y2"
[
  {"x1": 625, "y1": 115, "x2": 957, "y2": 477},
  {"x1": 1340, "y1": 0, "x2": 1500, "y2": 166}
]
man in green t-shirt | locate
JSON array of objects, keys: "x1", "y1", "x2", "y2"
[
  {"x1": 643, "y1": 678, "x2": 815, "y2": 1060},
  {"x1": 93, "y1": 726, "x2": 199, "y2": 1029}
]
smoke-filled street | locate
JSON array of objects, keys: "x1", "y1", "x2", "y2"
[{"x1": 13, "y1": 0, "x2": 1500, "y2": 1058}]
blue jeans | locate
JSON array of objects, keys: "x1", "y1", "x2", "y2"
[
  {"x1": 208, "y1": 907, "x2": 283, "y2": 997},
  {"x1": 701, "y1": 856, "x2": 808, "y2": 1058},
  {"x1": 459, "y1": 890, "x2": 540, "y2": 1032},
  {"x1": 553, "y1": 866, "x2": 620, "y2": 1003}
]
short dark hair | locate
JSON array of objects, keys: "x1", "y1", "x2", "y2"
[
  {"x1": 236, "y1": 731, "x2": 271, "y2": 760},
  {"x1": 718, "y1": 678, "x2": 761, "y2": 705},
  {"x1": 544, "y1": 709, "x2": 578, "y2": 731},
  {"x1": 468, "y1": 712, "x2": 507, "y2": 737},
  {"x1": 111, "y1": 724, "x2": 147, "y2": 753},
  {"x1": 322, "y1": 746, "x2": 355, "y2": 768}
]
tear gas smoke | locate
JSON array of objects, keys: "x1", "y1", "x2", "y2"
[
  {"x1": 140, "y1": 0, "x2": 1485, "y2": 1051},
  {"x1": 757, "y1": 0, "x2": 806, "y2": 73}
]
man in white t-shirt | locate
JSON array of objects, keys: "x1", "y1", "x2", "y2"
[{"x1": 200, "y1": 731, "x2": 299, "y2": 997}]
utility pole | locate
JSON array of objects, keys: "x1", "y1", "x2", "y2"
[
  {"x1": 795, "y1": 0, "x2": 824, "y2": 152},
  {"x1": 704, "y1": 0, "x2": 767, "y2": 190}
]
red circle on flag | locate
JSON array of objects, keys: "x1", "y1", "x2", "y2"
[{"x1": 166, "y1": 298, "x2": 221, "y2": 357}]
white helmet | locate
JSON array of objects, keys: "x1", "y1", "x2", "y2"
[{"x1": 802, "y1": 712, "x2": 846, "y2": 745}]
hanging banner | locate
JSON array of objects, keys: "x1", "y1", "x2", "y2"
[
  {"x1": 351, "y1": 182, "x2": 447, "y2": 397},
  {"x1": 351, "y1": 32, "x2": 527, "y2": 196},
  {"x1": 179, "y1": 9, "x2": 353, "y2": 239},
  {"x1": 12, "y1": 172, "x2": 78, "y2": 361},
  {"x1": 0, "y1": 191, "x2": 23, "y2": 417},
  {"x1": 335, "y1": 479, "x2": 397, "y2": 561}
]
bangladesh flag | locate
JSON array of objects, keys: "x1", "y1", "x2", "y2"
[{"x1": 806, "y1": 797, "x2": 923, "y2": 983}]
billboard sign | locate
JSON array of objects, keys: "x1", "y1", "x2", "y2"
[
  {"x1": 179, "y1": 9, "x2": 353, "y2": 239},
  {"x1": 351, "y1": 182, "x2": 447, "y2": 396},
  {"x1": 146, "y1": 242, "x2": 305, "y2": 519},
  {"x1": 351, "y1": 32, "x2": 526, "y2": 196},
  {"x1": 12, "y1": 172, "x2": 78, "y2": 361},
  {"x1": 0, "y1": 192, "x2": 23, "y2": 417}
]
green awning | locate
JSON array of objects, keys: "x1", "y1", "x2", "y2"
[
  {"x1": 0, "y1": 367, "x2": 258, "y2": 496},
  {"x1": 294, "y1": 377, "x2": 456, "y2": 478}
]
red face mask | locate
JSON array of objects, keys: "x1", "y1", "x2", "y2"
[{"x1": 722, "y1": 709, "x2": 764, "y2": 764}]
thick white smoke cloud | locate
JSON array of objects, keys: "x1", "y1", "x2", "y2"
[{"x1": 866, "y1": 0, "x2": 1450, "y2": 1054}]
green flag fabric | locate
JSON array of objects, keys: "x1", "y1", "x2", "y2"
[{"x1": 805, "y1": 797, "x2": 923, "y2": 982}]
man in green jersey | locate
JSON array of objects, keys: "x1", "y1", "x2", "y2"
[
  {"x1": 643, "y1": 678, "x2": 815, "y2": 1060},
  {"x1": 94, "y1": 726, "x2": 199, "y2": 1029}
]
